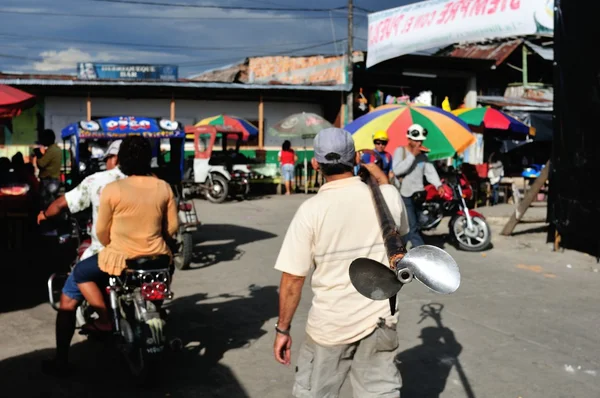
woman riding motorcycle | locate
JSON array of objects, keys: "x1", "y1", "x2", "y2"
[{"x1": 73, "y1": 136, "x2": 179, "y2": 331}]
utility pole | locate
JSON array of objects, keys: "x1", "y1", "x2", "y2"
[{"x1": 346, "y1": 0, "x2": 353, "y2": 125}]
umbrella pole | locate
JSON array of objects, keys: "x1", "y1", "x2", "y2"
[{"x1": 304, "y1": 138, "x2": 308, "y2": 194}]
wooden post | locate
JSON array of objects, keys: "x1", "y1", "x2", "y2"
[
  {"x1": 170, "y1": 96, "x2": 176, "y2": 121},
  {"x1": 501, "y1": 160, "x2": 550, "y2": 236},
  {"x1": 258, "y1": 95, "x2": 264, "y2": 148},
  {"x1": 86, "y1": 95, "x2": 92, "y2": 121}
]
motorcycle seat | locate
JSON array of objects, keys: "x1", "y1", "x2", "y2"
[{"x1": 126, "y1": 255, "x2": 171, "y2": 271}]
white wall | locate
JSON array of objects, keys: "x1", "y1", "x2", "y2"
[{"x1": 44, "y1": 96, "x2": 323, "y2": 148}]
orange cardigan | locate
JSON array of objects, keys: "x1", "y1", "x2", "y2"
[{"x1": 96, "y1": 176, "x2": 179, "y2": 275}]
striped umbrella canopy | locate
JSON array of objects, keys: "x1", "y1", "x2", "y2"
[
  {"x1": 452, "y1": 107, "x2": 533, "y2": 135},
  {"x1": 346, "y1": 104, "x2": 475, "y2": 160},
  {"x1": 194, "y1": 114, "x2": 258, "y2": 140}
]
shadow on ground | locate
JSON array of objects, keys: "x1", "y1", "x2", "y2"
[
  {"x1": 1, "y1": 234, "x2": 76, "y2": 314},
  {"x1": 0, "y1": 285, "x2": 278, "y2": 398},
  {"x1": 190, "y1": 224, "x2": 277, "y2": 269},
  {"x1": 511, "y1": 224, "x2": 549, "y2": 236},
  {"x1": 396, "y1": 303, "x2": 475, "y2": 398}
]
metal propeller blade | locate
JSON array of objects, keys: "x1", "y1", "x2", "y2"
[
  {"x1": 349, "y1": 258, "x2": 403, "y2": 300},
  {"x1": 349, "y1": 245, "x2": 461, "y2": 300},
  {"x1": 400, "y1": 245, "x2": 460, "y2": 294}
]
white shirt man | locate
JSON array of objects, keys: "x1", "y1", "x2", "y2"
[{"x1": 273, "y1": 127, "x2": 409, "y2": 398}]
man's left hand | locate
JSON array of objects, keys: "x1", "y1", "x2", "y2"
[{"x1": 274, "y1": 333, "x2": 292, "y2": 365}]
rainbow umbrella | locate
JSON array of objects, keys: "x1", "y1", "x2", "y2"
[
  {"x1": 194, "y1": 114, "x2": 258, "y2": 140},
  {"x1": 346, "y1": 104, "x2": 475, "y2": 160},
  {"x1": 452, "y1": 107, "x2": 533, "y2": 135}
]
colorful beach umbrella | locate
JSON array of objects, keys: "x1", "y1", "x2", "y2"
[
  {"x1": 195, "y1": 114, "x2": 258, "y2": 140},
  {"x1": 452, "y1": 107, "x2": 533, "y2": 135},
  {"x1": 346, "y1": 104, "x2": 475, "y2": 160}
]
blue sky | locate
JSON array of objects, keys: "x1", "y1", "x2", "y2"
[{"x1": 0, "y1": 0, "x2": 417, "y2": 78}]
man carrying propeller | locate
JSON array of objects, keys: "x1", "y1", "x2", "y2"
[{"x1": 273, "y1": 127, "x2": 409, "y2": 398}]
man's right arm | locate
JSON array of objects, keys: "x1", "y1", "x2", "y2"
[
  {"x1": 37, "y1": 196, "x2": 68, "y2": 224},
  {"x1": 392, "y1": 146, "x2": 416, "y2": 177},
  {"x1": 38, "y1": 177, "x2": 92, "y2": 223}
]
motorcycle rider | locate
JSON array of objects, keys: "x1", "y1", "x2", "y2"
[
  {"x1": 38, "y1": 140, "x2": 126, "y2": 376},
  {"x1": 392, "y1": 124, "x2": 445, "y2": 248},
  {"x1": 72, "y1": 136, "x2": 178, "y2": 332},
  {"x1": 360, "y1": 130, "x2": 394, "y2": 180}
]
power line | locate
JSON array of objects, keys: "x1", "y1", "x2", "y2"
[
  {"x1": 0, "y1": 9, "x2": 347, "y2": 20},
  {"x1": 0, "y1": 53, "x2": 41, "y2": 61},
  {"x1": 0, "y1": 31, "x2": 339, "y2": 52},
  {"x1": 88, "y1": 0, "x2": 346, "y2": 12}
]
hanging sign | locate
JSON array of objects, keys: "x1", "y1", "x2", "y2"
[
  {"x1": 77, "y1": 63, "x2": 178, "y2": 81},
  {"x1": 367, "y1": 0, "x2": 554, "y2": 68}
]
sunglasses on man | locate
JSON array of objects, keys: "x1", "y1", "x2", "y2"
[{"x1": 374, "y1": 140, "x2": 388, "y2": 145}]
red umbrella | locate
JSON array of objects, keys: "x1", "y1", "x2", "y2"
[{"x1": 0, "y1": 85, "x2": 36, "y2": 118}]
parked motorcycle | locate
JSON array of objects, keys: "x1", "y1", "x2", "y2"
[
  {"x1": 414, "y1": 172, "x2": 492, "y2": 252},
  {"x1": 47, "y1": 214, "x2": 175, "y2": 382}
]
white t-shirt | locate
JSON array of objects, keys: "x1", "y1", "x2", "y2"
[
  {"x1": 274, "y1": 176, "x2": 409, "y2": 346},
  {"x1": 64, "y1": 167, "x2": 127, "y2": 260}
]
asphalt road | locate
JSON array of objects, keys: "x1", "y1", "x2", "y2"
[{"x1": 1, "y1": 194, "x2": 599, "y2": 398}]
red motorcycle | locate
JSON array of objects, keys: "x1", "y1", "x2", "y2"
[{"x1": 415, "y1": 172, "x2": 492, "y2": 252}]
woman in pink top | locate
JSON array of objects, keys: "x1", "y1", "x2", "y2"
[{"x1": 278, "y1": 140, "x2": 297, "y2": 195}]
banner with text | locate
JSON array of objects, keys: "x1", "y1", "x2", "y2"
[{"x1": 367, "y1": 0, "x2": 554, "y2": 68}]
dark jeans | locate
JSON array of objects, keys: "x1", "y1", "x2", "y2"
[
  {"x1": 401, "y1": 196, "x2": 425, "y2": 248},
  {"x1": 491, "y1": 183, "x2": 499, "y2": 205}
]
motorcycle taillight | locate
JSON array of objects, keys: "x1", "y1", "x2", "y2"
[
  {"x1": 142, "y1": 282, "x2": 168, "y2": 301},
  {"x1": 179, "y1": 202, "x2": 192, "y2": 212}
]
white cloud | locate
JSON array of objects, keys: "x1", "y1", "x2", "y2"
[{"x1": 32, "y1": 48, "x2": 119, "y2": 71}]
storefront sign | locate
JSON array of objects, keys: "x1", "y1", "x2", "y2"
[
  {"x1": 367, "y1": 0, "x2": 554, "y2": 68},
  {"x1": 77, "y1": 63, "x2": 178, "y2": 81}
]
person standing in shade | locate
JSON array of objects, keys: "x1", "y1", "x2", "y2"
[
  {"x1": 487, "y1": 152, "x2": 504, "y2": 206},
  {"x1": 278, "y1": 140, "x2": 297, "y2": 195},
  {"x1": 34, "y1": 129, "x2": 62, "y2": 208}
]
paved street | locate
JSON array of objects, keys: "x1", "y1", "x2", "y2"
[{"x1": 1, "y1": 194, "x2": 599, "y2": 398}]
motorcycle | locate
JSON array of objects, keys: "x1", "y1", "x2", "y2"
[
  {"x1": 414, "y1": 171, "x2": 492, "y2": 252},
  {"x1": 47, "y1": 214, "x2": 176, "y2": 382}
]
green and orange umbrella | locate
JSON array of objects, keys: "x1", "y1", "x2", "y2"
[
  {"x1": 345, "y1": 104, "x2": 475, "y2": 160},
  {"x1": 194, "y1": 114, "x2": 258, "y2": 140},
  {"x1": 452, "y1": 107, "x2": 534, "y2": 135}
]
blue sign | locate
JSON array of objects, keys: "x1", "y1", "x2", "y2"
[
  {"x1": 61, "y1": 116, "x2": 184, "y2": 139},
  {"x1": 77, "y1": 63, "x2": 178, "y2": 81}
]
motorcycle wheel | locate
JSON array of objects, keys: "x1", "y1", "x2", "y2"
[
  {"x1": 174, "y1": 232, "x2": 193, "y2": 270},
  {"x1": 449, "y1": 215, "x2": 491, "y2": 252},
  {"x1": 205, "y1": 174, "x2": 228, "y2": 203},
  {"x1": 118, "y1": 319, "x2": 155, "y2": 384}
]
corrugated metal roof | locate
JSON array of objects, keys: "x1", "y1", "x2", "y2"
[
  {"x1": 524, "y1": 40, "x2": 553, "y2": 60},
  {"x1": 447, "y1": 39, "x2": 523, "y2": 66},
  {"x1": 0, "y1": 78, "x2": 351, "y2": 92},
  {"x1": 477, "y1": 95, "x2": 553, "y2": 111}
]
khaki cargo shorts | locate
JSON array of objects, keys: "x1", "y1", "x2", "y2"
[{"x1": 292, "y1": 316, "x2": 401, "y2": 398}]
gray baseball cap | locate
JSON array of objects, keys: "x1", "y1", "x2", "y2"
[{"x1": 313, "y1": 128, "x2": 355, "y2": 167}]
